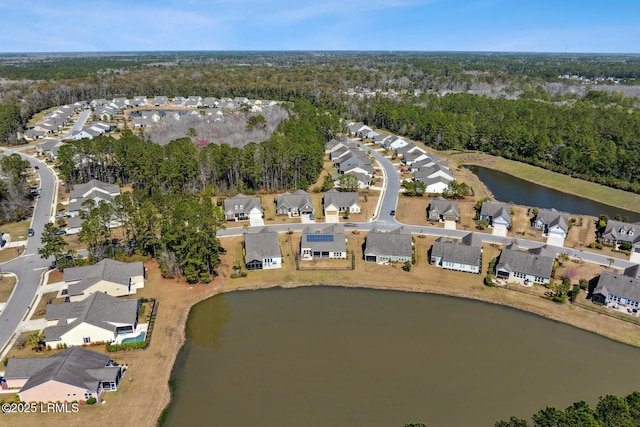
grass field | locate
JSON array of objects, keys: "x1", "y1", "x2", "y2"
[
  {"x1": 0, "y1": 275, "x2": 17, "y2": 302},
  {"x1": 1, "y1": 219, "x2": 31, "y2": 241}
]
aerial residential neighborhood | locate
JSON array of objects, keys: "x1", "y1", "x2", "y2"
[{"x1": 2, "y1": 46, "x2": 640, "y2": 427}]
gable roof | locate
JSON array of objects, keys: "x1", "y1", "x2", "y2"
[
  {"x1": 70, "y1": 179, "x2": 120, "y2": 200},
  {"x1": 64, "y1": 259, "x2": 144, "y2": 297},
  {"x1": 301, "y1": 224, "x2": 346, "y2": 252},
  {"x1": 323, "y1": 189, "x2": 360, "y2": 210},
  {"x1": 429, "y1": 196, "x2": 460, "y2": 218},
  {"x1": 480, "y1": 201, "x2": 512, "y2": 223},
  {"x1": 276, "y1": 190, "x2": 314, "y2": 211},
  {"x1": 602, "y1": 220, "x2": 640, "y2": 244},
  {"x1": 535, "y1": 208, "x2": 570, "y2": 232},
  {"x1": 594, "y1": 269, "x2": 640, "y2": 301},
  {"x1": 223, "y1": 194, "x2": 263, "y2": 214},
  {"x1": 496, "y1": 247, "x2": 554, "y2": 279},
  {"x1": 6, "y1": 347, "x2": 118, "y2": 394},
  {"x1": 45, "y1": 293, "x2": 138, "y2": 341},
  {"x1": 244, "y1": 228, "x2": 282, "y2": 262},
  {"x1": 365, "y1": 227, "x2": 412, "y2": 258},
  {"x1": 431, "y1": 232, "x2": 482, "y2": 266}
]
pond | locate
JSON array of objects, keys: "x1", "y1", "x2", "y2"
[
  {"x1": 467, "y1": 165, "x2": 640, "y2": 222},
  {"x1": 162, "y1": 287, "x2": 640, "y2": 427}
]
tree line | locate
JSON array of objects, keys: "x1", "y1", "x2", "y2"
[
  {"x1": 495, "y1": 391, "x2": 640, "y2": 427},
  {"x1": 0, "y1": 153, "x2": 33, "y2": 224},
  {"x1": 47, "y1": 101, "x2": 339, "y2": 282},
  {"x1": 353, "y1": 94, "x2": 640, "y2": 193}
]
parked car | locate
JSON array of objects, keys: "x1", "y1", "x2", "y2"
[
  {"x1": 27, "y1": 228, "x2": 35, "y2": 237},
  {"x1": 54, "y1": 230, "x2": 67, "y2": 236},
  {"x1": 390, "y1": 210, "x2": 396, "y2": 216},
  {"x1": 55, "y1": 213, "x2": 67, "y2": 219},
  {"x1": 344, "y1": 223, "x2": 357, "y2": 227},
  {"x1": 33, "y1": 165, "x2": 39, "y2": 170}
]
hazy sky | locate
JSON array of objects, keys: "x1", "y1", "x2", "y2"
[{"x1": 1, "y1": 0, "x2": 639, "y2": 53}]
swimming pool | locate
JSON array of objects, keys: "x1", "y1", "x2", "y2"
[{"x1": 121, "y1": 331, "x2": 146, "y2": 345}]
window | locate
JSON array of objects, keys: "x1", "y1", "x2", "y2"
[{"x1": 83, "y1": 337, "x2": 91, "y2": 344}]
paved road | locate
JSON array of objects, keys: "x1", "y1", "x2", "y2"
[
  {"x1": 0, "y1": 155, "x2": 55, "y2": 353},
  {"x1": 1, "y1": 135, "x2": 637, "y2": 354}
]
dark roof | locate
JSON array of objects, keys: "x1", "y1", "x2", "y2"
[
  {"x1": 45, "y1": 293, "x2": 138, "y2": 341},
  {"x1": 244, "y1": 228, "x2": 281, "y2": 262},
  {"x1": 602, "y1": 220, "x2": 640, "y2": 244},
  {"x1": 535, "y1": 208, "x2": 570, "y2": 232},
  {"x1": 5, "y1": 347, "x2": 118, "y2": 394},
  {"x1": 276, "y1": 190, "x2": 314, "y2": 212},
  {"x1": 301, "y1": 224, "x2": 346, "y2": 253},
  {"x1": 594, "y1": 269, "x2": 640, "y2": 301},
  {"x1": 431, "y1": 232, "x2": 482, "y2": 266},
  {"x1": 496, "y1": 247, "x2": 554, "y2": 279},
  {"x1": 364, "y1": 227, "x2": 412, "y2": 258},
  {"x1": 429, "y1": 196, "x2": 460, "y2": 218},
  {"x1": 480, "y1": 201, "x2": 512, "y2": 224}
]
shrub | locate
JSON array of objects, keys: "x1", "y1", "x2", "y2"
[
  {"x1": 86, "y1": 397, "x2": 97, "y2": 405},
  {"x1": 484, "y1": 275, "x2": 495, "y2": 287},
  {"x1": 552, "y1": 295, "x2": 566, "y2": 303},
  {"x1": 3, "y1": 357, "x2": 7, "y2": 367},
  {"x1": 579, "y1": 278, "x2": 589, "y2": 290},
  {"x1": 106, "y1": 341, "x2": 148, "y2": 352},
  {"x1": 402, "y1": 261, "x2": 412, "y2": 272}
]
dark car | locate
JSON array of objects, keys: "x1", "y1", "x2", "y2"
[
  {"x1": 344, "y1": 223, "x2": 357, "y2": 227},
  {"x1": 27, "y1": 228, "x2": 35, "y2": 237},
  {"x1": 34, "y1": 165, "x2": 39, "y2": 170},
  {"x1": 390, "y1": 210, "x2": 396, "y2": 216}
]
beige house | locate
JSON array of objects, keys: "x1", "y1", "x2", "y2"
[
  {"x1": 59, "y1": 259, "x2": 145, "y2": 302},
  {"x1": 4, "y1": 347, "x2": 124, "y2": 402},
  {"x1": 44, "y1": 292, "x2": 139, "y2": 347}
]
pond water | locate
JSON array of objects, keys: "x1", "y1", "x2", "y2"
[
  {"x1": 162, "y1": 287, "x2": 640, "y2": 427},
  {"x1": 467, "y1": 165, "x2": 640, "y2": 222}
]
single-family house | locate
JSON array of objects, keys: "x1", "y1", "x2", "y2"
[
  {"x1": 430, "y1": 232, "x2": 482, "y2": 274},
  {"x1": 110, "y1": 97, "x2": 129, "y2": 109},
  {"x1": 4, "y1": 347, "x2": 124, "y2": 403},
  {"x1": 300, "y1": 224, "x2": 347, "y2": 260},
  {"x1": 601, "y1": 220, "x2": 640, "y2": 248},
  {"x1": 185, "y1": 96, "x2": 203, "y2": 107},
  {"x1": 66, "y1": 216, "x2": 84, "y2": 235},
  {"x1": 347, "y1": 122, "x2": 372, "y2": 138},
  {"x1": 403, "y1": 150, "x2": 430, "y2": 166},
  {"x1": 44, "y1": 292, "x2": 139, "y2": 347},
  {"x1": 68, "y1": 179, "x2": 121, "y2": 217},
  {"x1": 479, "y1": 201, "x2": 512, "y2": 230},
  {"x1": 24, "y1": 129, "x2": 47, "y2": 140},
  {"x1": 384, "y1": 137, "x2": 409, "y2": 151},
  {"x1": 592, "y1": 265, "x2": 640, "y2": 308},
  {"x1": 495, "y1": 243, "x2": 555, "y2": 285},
  {"x1": 428, "y1": 197, "x2": 460, "y2": 222},
  {"x1": 172, "y1": 96, "x2": 186, "y2": 106},
  {"x1": 364, "y1": 227, "x2": 413, "y2": 263},
  {"x1": 325, "y1": 139, "x2": 352, "y2": 154},
  {"x1": 131, "y1": 96, "x2": 148, "y2": 107},
  {"x1": 151, "y1": 96, "x2": 169, "y2": 107},
  {"x1": 533, "y1": 208, "x2": 570, "y2": 245},
  {"x1": 60, "y1": 259, "x2": 145, "y2": 302},
  {"x1": 223, "y1": 194, "x2": 263, "y2": 222},
  {"x1": 203, "y1": 97, "x2": 218, "y2": 107},
  {"x1": 276, "y1": 190, "x2": 315, "y2": 217},
  {"x1": 36, "y1": 139, "x2": 64, "y2": 161},
  {"x1": 372, "y1": 133, "x2": 391, "y2": 145},
  {"x1": 393, "y1": 141, "x2": 415, "y2": 156},
  {"x1": 244, "y1": 228, "x2": 282, "y2": 270},
  {"x1": 323, "y1": 189, "x2": 360, "y2": 222}
]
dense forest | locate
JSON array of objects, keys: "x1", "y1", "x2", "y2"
[
  {"x1": 49, "y1": 101, "x2": 339, "y2": 282},
  {"x1": 351, "y1": 94, "x2": 640, "y2": 192},
  {"x1": 495, "y1": 390, "x2": 640, "y2": 427},
  {"x1": 0, "y1": 153, "x2": 33, "y2": 224}
]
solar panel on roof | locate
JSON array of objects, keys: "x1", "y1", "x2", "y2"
[{"x1": 306, "y1": 234, "x2": 334, "y2": 242}]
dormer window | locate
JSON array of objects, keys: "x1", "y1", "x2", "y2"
[{"x1": 630, "y1": 230, "x2": 635, "y2": 236}]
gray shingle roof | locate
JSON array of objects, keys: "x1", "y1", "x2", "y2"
[
  {"x1": 276, "y1": 190, "x2": 314, "y2": 212},
  {"x1": 70, "y1": 179, "x2": 120, "y2": 200},
  {"x1": 602, "y1": 220, "x2": 640, "y2": 244},
  {"x1": 323, "y1": 190, "x2": 360, "y2": 211},
  {"x1": 224, "y1": 194, "x2": 263, "y2": 216},
  {"x1": 301, "y1": 224, "x2": 346, "y2": 253},
  {"x1": 496, "y1": 247, "x2": 554, "y2": 279},
  {"x1": 594, "y1": 269, "x2": 640, "y2": 301},
  {"x1": 431, "y1": 232, "x2": 482, "y2": 266},
  {"x1": 428, "y1": 196, "x2": 460, "y2": 219},
  {"x1": 480, "y1": 201, "x2": 512, "y2": 224},
  {"x1": 6, "y1": 347, "x2": 118, "y2": 394},
  {"x1": 365, "y1": 227, "x2": 412, "y2": 258},
  {"x1": 64, "y1": 259, "x2": 144, "y2": 297},
  {"x1": 45, "y1": 293, "x2": 138, "y2": 341},
  {"x1": 244, "y1": 228, "x2": 281, "y2": 262},
  {"x1": 535, "y1": 208, "x2": 570, "y2": 232}
]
